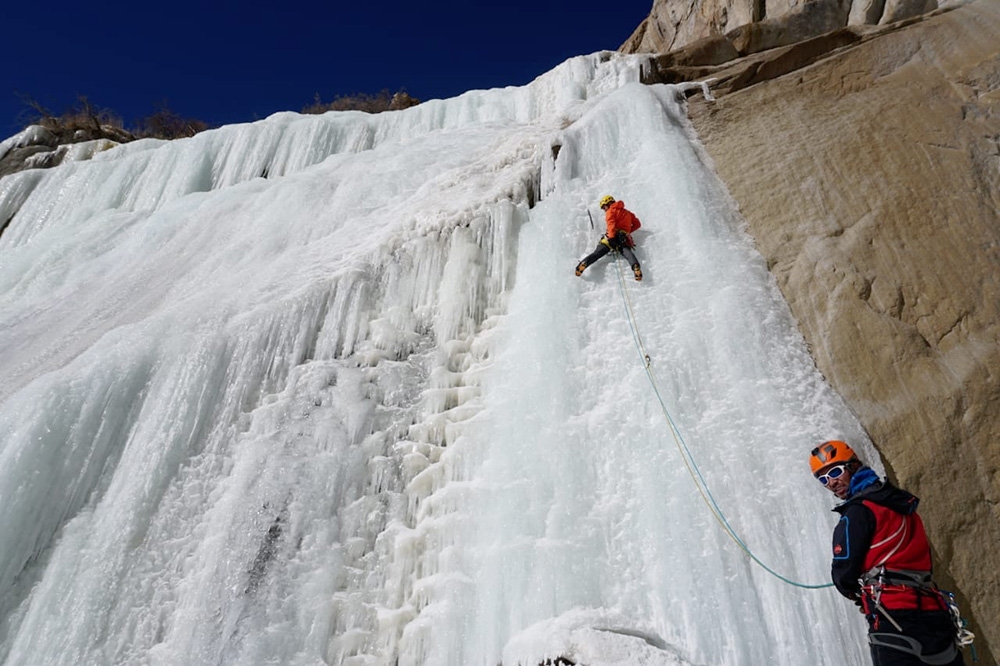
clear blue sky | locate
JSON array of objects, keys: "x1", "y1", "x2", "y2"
[{"x1": 2, "y1": 0, "x2": 653, "y2": 137}]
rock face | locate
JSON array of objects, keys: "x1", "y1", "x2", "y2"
[
  {"x1": 0, "y1": 124, "x2": 130, "y2": 179},
  {"x1": 635, "y1": 0, "x2": 999, "y2": 660},
  {"x1": 621, "y1": 0, "x2": 940, "y2": 57}
]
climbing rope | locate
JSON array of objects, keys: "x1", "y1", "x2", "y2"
[{"x1": 611, "y1": 253, "x2": 834, "y2": 590}]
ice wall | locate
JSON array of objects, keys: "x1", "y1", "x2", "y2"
[
  {"x1": 433, "y1": 82, "x2": 879, "y2": 666},
  {"x1": 0, "y1": 51, "x2": 873, "y2": 666}
]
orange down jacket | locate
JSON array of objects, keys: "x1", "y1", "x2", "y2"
[{"x1": 604, "y1": 200, "x2": 642, "y2": 239}]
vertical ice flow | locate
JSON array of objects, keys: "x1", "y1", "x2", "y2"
[{"x1": 0, "y1": 52, "x2": 874, "y2": 665}]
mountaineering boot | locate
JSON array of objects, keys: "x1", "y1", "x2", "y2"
[
  {"x1": 575, "y1": 261, "x2": 587, "y2": 277},
  {"x1": 632, "y1": 264, "x2": 643, "y2": 282}
]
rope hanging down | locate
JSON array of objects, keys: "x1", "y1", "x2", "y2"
[{"x1": 611, "y1": 253, "x2": 834, "y2": 590}]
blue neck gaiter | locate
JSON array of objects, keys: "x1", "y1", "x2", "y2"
[{"x1": 848, "y1": 466, "x2": 880, "y2": 497}]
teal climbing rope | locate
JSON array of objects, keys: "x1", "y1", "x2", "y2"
[{"x1": 611, "y1": 254, "x2": 834, "y2": 590}]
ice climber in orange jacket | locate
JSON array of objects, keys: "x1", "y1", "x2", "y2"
[{"x1": 575, "y1": 195, "x2": 643, "y2": 281}]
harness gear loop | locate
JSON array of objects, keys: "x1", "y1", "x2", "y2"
[
  {"x1": 860, "y1": 567, "x2": 905, "y2": 632},
  {"x1": 942, "y1": 590, "x2": 977, "y2": 650}
]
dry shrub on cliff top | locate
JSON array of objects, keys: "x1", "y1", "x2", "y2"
[
  {"x1": 18, "y1": 94, "x2": 212, "y2": 142},
  {"x1": 134, "y1": 102, "x2": 211, "y2": 139},
  {"x1": 19, "y1": 94, "x2": 132, "y2": 142},
  {"x1": 302, "y1": 89, "x2": 420, "y2": 114}
]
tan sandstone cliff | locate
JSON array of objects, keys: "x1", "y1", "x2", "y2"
[
  {"x1": 623, "y1": 0, "x2": 942, "y2": 56},
  {"x1": 624, "y1": 0, "x2": 1000, "y2": 662}
]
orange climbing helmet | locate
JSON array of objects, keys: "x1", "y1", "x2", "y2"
[{"x1": 809, "y1": 440, "x2": 859, "y2": 476}]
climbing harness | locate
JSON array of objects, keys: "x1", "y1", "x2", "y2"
[
  {"x1": 609, "y1": 252, "x2": 831, "y2": 589},
  {"x1": 860, "y1": 566, "x2": 976, "y2": 662}
]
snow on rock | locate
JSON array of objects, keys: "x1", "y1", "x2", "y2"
[
  {"x1": 0, "y1": 125, "x2": 57, "y2": 160},
  {"x1": 504, "y1": 608, "x2": 701, "y2": 666}
]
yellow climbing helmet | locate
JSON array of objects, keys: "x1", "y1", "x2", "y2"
[{"x1": 599, "y1": 195, "x2": 615, "y2": 209}]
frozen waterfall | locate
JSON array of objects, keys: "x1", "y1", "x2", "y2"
[{"x1": 0, "y1": 52, "x2": 874, "y2": 665}]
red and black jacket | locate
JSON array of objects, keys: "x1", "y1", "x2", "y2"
[{"x1": 831, "y1": 476, "x2": 947, "y2": 612}]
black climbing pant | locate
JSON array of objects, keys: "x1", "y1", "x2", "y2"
[
  {"x1": 578, "y1": 235, "x2": 639, "y2": 273},
  {"x1": 868, "y1": 609, "x2": 964, "y2": 666}
]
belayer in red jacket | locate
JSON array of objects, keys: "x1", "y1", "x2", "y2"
[
  {"x1": 811, "y1": 440, "x2": 969, "y2": 666},
  {"x1": 575, "y1": 195, "x2": 643, "y2": 281}
]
